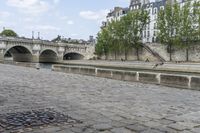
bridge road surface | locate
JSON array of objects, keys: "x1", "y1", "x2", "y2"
[{"x1": 1, "y1": 64, "x2": 200, "y2": 133}]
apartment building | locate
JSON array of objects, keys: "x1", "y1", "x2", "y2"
[
  {"x1": 102, "y1": 0, "x2": 197, "y2": 43},
  {"x1": 101, "y1": 7, "x2": 129, "y2": 28}
]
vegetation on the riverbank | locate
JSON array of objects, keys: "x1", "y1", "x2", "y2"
[
  {"x1": 96, "y1": 1, "x2": 200, "y2": 61},
  {"x1": 157, "y1": 1, "x2": 200, "y2": 61},
  {"x1": 0, "y1": 29, "x2": 18, "y2": 37},
  {"x1": 96, "y1": 9, "x2": 149, "y2": 60}
]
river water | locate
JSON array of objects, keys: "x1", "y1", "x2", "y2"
[
  {"x1": 3, "y1": 60, "x2": 55, "y2": 70},
  {"x1": 39, "y1": 63, "x2": 54, "y2": 69}
]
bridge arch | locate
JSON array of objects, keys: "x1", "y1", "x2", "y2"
[
  {"x1": 39, "y1": 49, "x2": 58, "y2": 63},
  {"x1": 4, "y1": 45, "x2": 32, "y2": 62},
  {"x1": 63, "y1": 52, "x2": 84, "y2": 60}
]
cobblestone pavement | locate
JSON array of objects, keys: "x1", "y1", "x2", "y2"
[{"x1": 1, "y1": 64, "x2": 200, "y2": 133}]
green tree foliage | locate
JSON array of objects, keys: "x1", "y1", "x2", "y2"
[
  {"x1": 95, "y1": 28, "x2": 110, "y2": 59},
  {"x1": 157, "y1": 1, "x2": 181, "y2": 61},
  {"x1": 157, "y1": 0, "x2": 200, "y2": 61},
  {"x1": 107, "y1": 20, "x2": 123, "y2": 60},
  {"x1": 0, "y1": 29, "x2": 18, "y2": 37},
  {"x1": 179, "y1": 1, "x2": 194, "y2": 61},
  {"x1": 123, "y1": 9, "x2": 149, "y2": 60},
  {"x1": 96, "y1": 9, "x2": 149, "y2": 60},
  {"x1": 193, "y1": 1, "x2": 200, "y2": 42},
  {"x1": 52, "y1": 35, "x2": 61, "y2": 42}
]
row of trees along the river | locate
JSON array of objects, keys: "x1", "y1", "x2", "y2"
[{"x1": 96, "y1": 1, "x2": 200, "y2": 61}]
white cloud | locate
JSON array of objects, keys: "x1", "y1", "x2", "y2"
[
  {"x1": 6, "y1": 0, "x2": 50, "y2": 15},
  {"x1": 67, "y1": 20, "x2": 74, "y2": 25},
  {"x1": 79, "y1": 9, "x2": 109, "y2": 21}
]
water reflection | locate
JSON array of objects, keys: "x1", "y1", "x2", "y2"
[
  {"x1": 39, "y1": 63, "x2": 54, "y2": 69},
  {"x1": 3, "y1": 60, "x2": 55, "y2": 70}
]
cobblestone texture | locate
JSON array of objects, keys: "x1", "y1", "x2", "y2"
[{"x1": 1, "y1": 64, "x2": 200, "y2": 133}]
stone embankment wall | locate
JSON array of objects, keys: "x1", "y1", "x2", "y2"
[
  {"x1": 148, "y1": 43, "x2": 200, "y2": 62},
  {"x1": 101, "y1": 47, "x2": 160, "y2": 62},
  {"x1": 52, "y1": 65, "x2": 200, "y2": 90},
  {"x1": 101, "y1": 43, "x2": 200, "y2": 62}
]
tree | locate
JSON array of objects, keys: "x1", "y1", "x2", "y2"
[
  {"x1": 95, "y1": 28, "x2": 110, "y2": 59},
  {"x1": 123, "y1": 9, "x2": 149, "y2": 60},
  {"x1": 157, "y1": 1, "x2": 181, "y2": 61},
  {"x1": 0, "y1": 29, "x2": 18, "y2": 37},
  {"x1": 107, "y1": 20, "x2": 123, "y2": 60},
  {"x1": 96, "y1": 8, "x2": 149, "y2": 61},
  {"x1": 179, "y1": 1, "x2": 193, "y2": 61},
  {"x1": 193, "y1": 1, "x2": 200, "y2": 42},
  {"x1": 52, "y1": 35, "x2": 61, "y2": 42}
]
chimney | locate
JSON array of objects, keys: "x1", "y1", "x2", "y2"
[
  {"x1": 38, "y1": 32, "x2": 40, "y2": 39},
  {"x1": 32, "y1": 31, "x2": 34, "y2": 39}
]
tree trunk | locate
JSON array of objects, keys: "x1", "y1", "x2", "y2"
[
  {"x1": 105, "y1": 53, "x2": 108, "y2": 60},
  {"x1": 186, "y1": 47, "x2": 189, "y2": 62},
  {"x1": 125, "y1": 50, "x2": 128, "y2": 61},
  {"x1": 169, "y1": 44, "x2": 172, "y2": 61},
  {"x1": 136, "y1": 48, "x2": 140, "y2": 61},
  {"x1": 114, "y1": 51, "x2": 117, "y2": 60}
]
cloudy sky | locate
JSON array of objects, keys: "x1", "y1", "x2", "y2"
[{"x1": 0, "y1": 0, "x2": 129, "y2": 40}]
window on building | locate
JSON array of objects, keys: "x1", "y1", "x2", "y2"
[
  {"x1": 154, "y1": 31, "x2": 156, "y2": 36},
  {"x1": 147, "y1": 31, "x2": 150, "y2": 37},
  {"x1": 154, "y1": 23, "x2": 156, "y2": 29},
  {"x1": 154, "y1": 8, "x2": 157, "y2": 14}
]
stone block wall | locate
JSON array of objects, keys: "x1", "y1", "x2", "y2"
[
  {"x1": 101, "y1": 47, "x2": 159, "y2": 62},
  {"x1": 148, "y1": 43, "x2": 200, "y2": 62},
  {"x1": 52, "y1": 65, "x2": 200, "y2": 90},
  {"x1": 100, "y1": 43, "x2": 200, "y2": 62}
]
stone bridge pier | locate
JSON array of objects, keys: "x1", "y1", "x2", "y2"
[{"x1": 0, "y1": 37, "x2": 95, "y2": 63}]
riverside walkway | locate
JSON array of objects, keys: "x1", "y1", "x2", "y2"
[
  {"x1": 62, "y1": 60, "x2": 200, "y2": 75},
  {"x1": 1, "y1": 64, "x2": 200, "y2": 133}
]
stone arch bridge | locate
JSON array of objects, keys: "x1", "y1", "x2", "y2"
[{"x1": 0, "y1": 37, "x2": 95, "y2": 63}]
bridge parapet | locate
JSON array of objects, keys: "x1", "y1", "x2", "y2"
[{"x1": 0, "y1": 36, "x2": 95, "y2": 62}]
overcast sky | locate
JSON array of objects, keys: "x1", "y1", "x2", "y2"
[{"x1": 0, "y1": 0, "x2": 129, "y2": 40}]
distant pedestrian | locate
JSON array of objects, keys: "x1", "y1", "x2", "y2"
[
  {"x1": 121, "y1": 58, "x2": 125, "y2": 62},
  {"x1": 153, "y1": 62, "x2": 164, "y2": 69}
]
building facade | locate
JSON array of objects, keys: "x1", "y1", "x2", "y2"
[
  {"x1": 101, "y1": 7, "x2": 129, "y2": 28},
  {"x1": 102, "y1": 0, "x2": 198, "y2": 43}
]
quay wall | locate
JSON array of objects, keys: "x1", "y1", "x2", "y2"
[
  {"x1": 100, "y1": 43, "x2": 200, "y2": 62},
  {"x1": 52, "y1": 65, "x2": 200, "y2": 90}
]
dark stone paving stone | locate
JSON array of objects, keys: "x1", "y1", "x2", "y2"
[
  {"x1": 167, "y1": 123, "x2": 190, "y2": 131},
  {"x1": 159, "y1": 118, "x2": 176, "y2": 125},
  {"x1": 93, "y1": 123, "x2": 112, "y2": 131},
  {"x1": 125, "y1": 123, "x2": 148, "y2": 132},
  {"x1": 110, "y1": 127, "x2": 133, "y2": 133},
  {"x1": 152, "y1": 126, "x2": 178, "y2": 133},
  {"x1": 141, "y1": 128, "x2": 165, "y2": 133},
  {"x1": 56, "y1": 130, "x2": 75, "y2": 133}
]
